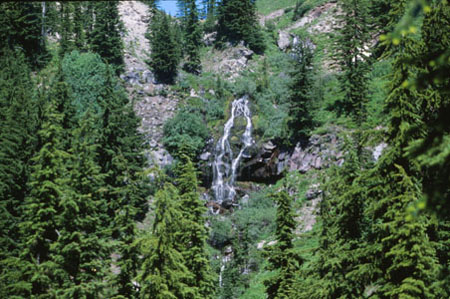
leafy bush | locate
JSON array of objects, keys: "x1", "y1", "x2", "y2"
[
  {"x1": 162, "y1": 107, "x2": 209, "y2": 158},
  {"x1": 62, "y1": 50, "x2": 108, "y2": 119},
  {"x1": 233, "y1": 190, "x2": 276, "y2": 243},
  {"x1": 209, "y1": 216, "x2": 234, "y2": 248}
]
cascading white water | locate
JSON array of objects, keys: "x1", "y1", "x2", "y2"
[{"x1": 212, "y1": 96, "x2": 253, "y2": 204}]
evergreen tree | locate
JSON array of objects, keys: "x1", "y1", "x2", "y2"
[
  {"x1": 90, "y1": 1, "x2": 124, "y2": 74},
  {"x1": 203, "y1": 0, "x2": 217, "y2": 33},
  {"x1": 96, "y1": 67, "x2": 149, "y2": 296},
  {"x1": 147, "y1": 12, "x2": 181, "y2": 84},
  {"x1": 0, "y1": 48, "x2": 38, "y2": 297},
  {"x1": 304, "y1": 139, "x2": 370, "y2": 299},
  {"x1": 216, "y1": 0, "x2": 265, "y2": 53},
  {"x1": 264, "y1": 191, "x2": 302, "y2": 299},
  {"x1": 175, "y1": 154, "x2": 215, "y2": 298},
  {"x1": 365, "y1": 30, "x2": 440, "y2": 298},
  {"x1": 183, "y1": 0, "x2": 202, "y2": 75},
  {"x1": 406, "y1": 1, "x2": 450, "y2": 216},
  {"x1": 219, "y1": 227, "x2": 251, "y2": 298},
  {"x1": 73, "y1": 2, "x2": 86, "y2": 50},
  {"x1": 18, "y1": 80, "x2": 73, "y2": 298},
  {"x1": 286, "y1": 38, "x2": 315, "y2": 144},
  {"x1": 138, "y1": 184, "x2": 195, "y2": 299},
  {"x1": 333, "y1": 0, "x2": 371, "y2": 123},
  {"x1": 51, "y1": 110, "x2": 110, "y2": 298},
  {"x1": 0, "y1": 2, "x2": 48, "y2": 69},
  {"x1": 59, "y1": 2, "x2": 74, "y2": 57}
]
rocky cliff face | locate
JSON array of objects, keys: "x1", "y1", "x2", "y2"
[{"x1": 119, "y1": 1, "x2": 176, "y2": 168}]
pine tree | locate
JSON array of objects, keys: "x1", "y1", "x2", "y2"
[
  {"x1": 50, "y1": 110, "x2": 110, "y2": 298},
  {"x1": 216, "y1": 0, "x2": 265, "y2": 53},
  {"x1": 0, "y1": 2, "x2": 48, "y2": 69},
  {"x1": 286, "y1": 38, "x2": 315, "y2": 143},
  {"x1": 406, "y1": 1, "x2": 450, "y2": 216},
  {"x1": 18, "y1": 80, "x2": 73, "y2": 298},
  {"x1": 0, "y1": 48, "x2": 39, "y2": 297},
  {"x1": 175, "y1": 154, "x2": 215, "y2": 298},
  {"x1": 182, "y1": 0, "x2": 202, "y2": 75},
  {"x1": 59, "y1": 2, "x2": 74, "y2": 57},
  {"x1": 369, "y1": 163, "x2": 437, "y2": 298},
  {"x1": 333, "y1": 0, "x2": 371, "y2": 123},
  {"x1": 307, "y1": 138, "x2": 371, "y2": 298},
  {"x1": 73, "y1": 2, "x2": 86, "y2": 50},
  {"x1": 90, "y1": 1, "x2": 124, "y2": 74},
  {"x1": 96, "y1": 67, "x2": 149, "y2": 296},
  {"x1": 138, "y1": 184, "x2": 195, "y2": 299},
  {"x1": 203, "y1": 0, "x2": 217, "y2": 33},
  {"x1": 147, "y1": 12, "x2": 181, "y2": 84},
  {"x1": 365, "y1": 30, "x2": 440, "y2": 298},
  {"x1": 264, "y1": 191, "x2": 302, "y2": 299}
]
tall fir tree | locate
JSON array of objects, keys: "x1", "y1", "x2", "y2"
[
  {"x1": 18, "y1": 79, "x2": 73, "y2": 298},
  {"x1": 333, "y1": 0, "x2": 371, "y2": 123},
  {"x1": 0, "y1": 2, "x2": 48, "y2": 69},
  {"x1": 286, "y1": 38, "x2": 315, "y2": 144},
  {"x1": 406, "y1": 0, "x2": 450, "y2": 216},
  {"x1": 96, "y1": 67, "x2": 149, "y2": 297},
  {"x1": 147, "y1": 11, "x2": 181, "y2": 84},
  {"x1": 0, "y1": 47, "x2": 39, "y2": 297},
  {"x1": 138, "y1": 184, "x2": 195, "y2": 299},
  {"x1": 90, "y1": 1, "x2": 124, "y2": 74},
  {"x1": 203, "y1": 0, "x2": 217, "y2": 33},
  {"x1": 303, "y1": 138, "x2": 370, "y2": 298},
  {"x1": 263, "y1": 191, "x2": 302, "y2": 299},
  {"x1": 216, "y1": 0, "x2": 265, "y2": 53},
  {"x1": 50, "y1": 110, "x2": 110, "y2": 298},
  {"x1": 175, "y1": 154, "x2": 215, "y2": 298},
  {"x1": 365, "y1": 29, "x2": 439, "y2": 298},
  {"x1": 59, "y1": 2, "x2": 74, "y2": 58},
  {"x1": 182, "y1": 0, "x2": 202, "y2": 75}
]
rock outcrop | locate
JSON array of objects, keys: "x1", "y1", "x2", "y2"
[
  {"x1": 203, "y1": 43, "x2": 254, "y2": 80},
  {"x1": 238, "y1": 130, "x2": 345, "y2": 183},
  {"x1": 119, "y1": 1, "x2": 176, "y2": 168}
]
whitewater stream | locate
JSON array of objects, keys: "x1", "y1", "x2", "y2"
[{"x1": 212, "y1": 96, "x2": 253, "y2": 205}]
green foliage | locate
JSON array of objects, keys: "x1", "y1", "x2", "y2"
[
  {"x1": 263, "y1": 191, "x2": 302, "y2": 299},
  {"x1": 163, "y1": 107, "x2": 210, "y2": 159},
  {"x1": 183, "y1": 0, "x2": 202, "y2": 74},
  {"x1": 19, "y1": 79, "x2": 73, "y2": 298},
  {"x1": 138, "y1": 184, "x2": 196, "y2": 299},
  {"x1": 147, "y1": 12, "x2": 181, "y2": 84},
  {"x1": 175, "y1": 155, "x2": 216, "y2": 298},
  {"x1": 0, "y1": 48, "x2": 39, "y2": 297},
  {"x1": 286, "y1": 38, "x2": 315, "y2": 143},
  {"x1": 90, "y1": 1, "x2": 124, "y2": 74},
  {"x1": 333, "y1": 0, "x2": 372, "y2": 124},
  {"x1": 61, "y1": 50, "x2": 108, "y2": 120},
  {"x1": 209, "y1": 217, "x2": 234, "y2": 249},
  {"x1": 216, "y1": 0, "x2": 265, "y2": 53},
  {"x1": 0, "y1": 2, "x2": 48, "y2": 69}
]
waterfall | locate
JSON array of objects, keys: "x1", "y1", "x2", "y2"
[{"x1": 212, "y1": 96, "x2": 253, "y2": 204}]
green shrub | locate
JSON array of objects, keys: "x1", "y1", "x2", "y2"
[
  {"x1": 62, "y1": 50, "x2": 108, "y2": 119},
  {"x1": 209, "y1": 216, "x2": 234, "y2": 248},
  {"x1": 162, "y1": 108, "x2": 209, "y2": 158}
]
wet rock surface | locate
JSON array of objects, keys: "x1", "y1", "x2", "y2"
[{"x1": 238, "y1": 131, "x2": 345, "y2": 182}]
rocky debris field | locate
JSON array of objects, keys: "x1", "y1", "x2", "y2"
[{"x1": 119, "y1": 1, "x2": 176, "y2": 168}]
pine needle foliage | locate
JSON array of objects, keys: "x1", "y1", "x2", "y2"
[
  {"x1": 147, "y1": 11, "x2": 181, "y2": 84},
  {"x1": 216, "y1": 0, "x2": 265, "y2": 53},
  {"x1": 264, "y1": 191, "x2": 302, "y2": 299},
  {"x1": 138, "y1": 184, "x2": 196, "y2": 299}
]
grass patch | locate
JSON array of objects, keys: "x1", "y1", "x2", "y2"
[{"x1": 256, "y1": 0, "x2": 297, "y2": 15}]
